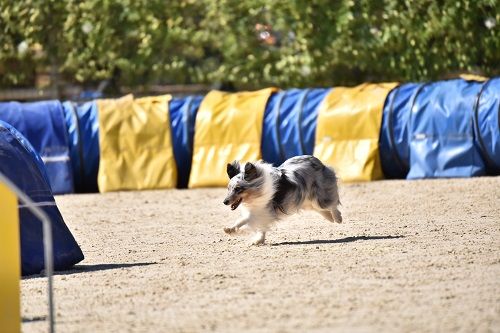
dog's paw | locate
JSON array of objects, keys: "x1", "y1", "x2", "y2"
[
  {"x1": 249, "y1": 237, "x2": 265, "y2": 246},
  {"x1": 224, "y1": 226, "x2": 237, "y2": 234}
]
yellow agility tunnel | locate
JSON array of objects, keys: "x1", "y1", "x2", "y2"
[
  {"x1": 0, "y1": 181, "x2": 21, "y2": 333},
  {"x1": 97, "y1": 94, "x2": 177, "y2": 192},
  {"x1": 314, "y1": 83, "x2": 397, "y2": 182},
  {"x1": 189, "y1": 88, "x2": 277, "y2": 188}
]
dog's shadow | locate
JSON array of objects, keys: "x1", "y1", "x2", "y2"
[{"x1": 271, "y1": 235, "x2": 404, "y2": 246}]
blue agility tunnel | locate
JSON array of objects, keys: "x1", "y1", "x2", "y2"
[
  {"x1": 0, "y1": 120, "x2": 84, "y2": 276},
  {"x1": 380, "y1": 83, "x2": 424, "y2": 179},
  {"x1": 63, "y1": 101, "x2": 100, "y2": 192},
  {"x1": 407, "y1": 79, "x2": 486, "y2": 179},
  {"x1": 0, "y1": 100, "x2": 74, "y2": 194},
  {"x1": 169, "y1": 96, "x2": 203, "y2": 188},
  {"x1": 474, "y1": 77, "x2": 500, "y2": 175},
  {"x1": 262, "y1": 88, "x2": 330, "y2": 166}
]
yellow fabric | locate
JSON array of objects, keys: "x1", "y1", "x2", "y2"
[
  {"x1": 189, "y1": 88, "x2": 277, "y2": 188},
  {"x1": 314, "y1": 83, "x2": 398, "y2": 182},
  {"x1": 0, "y1": 182, "x2": 20, "y2": 333},
  {"x1": 459, "y1": 74, "x2": 488, "y2": 81},
  {"x1": 97, "y1": 94, "x2": 177, "y2": 192}
]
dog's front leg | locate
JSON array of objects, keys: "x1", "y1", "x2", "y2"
[
  {"x1": 224, "y1": 216, "x2": 249, "y2": 235},
  {"x1": 250, "y1": 231, "x2": 266, "y2": 246}
]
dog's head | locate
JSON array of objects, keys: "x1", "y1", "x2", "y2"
[{"x1": 223, "y1": 161, "x2": 261, "y2": 210}]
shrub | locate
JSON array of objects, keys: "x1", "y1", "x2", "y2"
[{"x1": 0, "y1": 0, "x2": 498, "y2": 90}]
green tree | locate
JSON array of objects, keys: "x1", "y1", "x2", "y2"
[{"x1": 0, "y1": 0, "x2": 498, "y2": 90}]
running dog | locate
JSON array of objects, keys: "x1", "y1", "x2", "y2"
[{"x1": 223, "y1": 155, "x2": 342, "y2": 245}]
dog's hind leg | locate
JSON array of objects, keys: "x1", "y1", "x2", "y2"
[
  {"x1": 317, "y1": 208, "x2": 342, "y2": 224},
  {"x1": 331, "y1": 207, "x2": 342, "y2": 224},
  {"x1": 318, "y1": 210, "x2": 335, "y2": 222}
]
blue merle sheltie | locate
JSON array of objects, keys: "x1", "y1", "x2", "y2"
[{"x1": 223, "y1": 155, "x2": 342, "y2": 245}]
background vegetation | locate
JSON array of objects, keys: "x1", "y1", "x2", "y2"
[{"x1": 0, "y1": 0, "x2": 498, "y2": 91}]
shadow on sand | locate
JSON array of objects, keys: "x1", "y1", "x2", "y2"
[
  {"x1": 22, "y1": 262, "x2": 156, "y2": 280},
  {"x1": 271, "y1": 235, "x2": 405, "y2": 246},
  {"x1": 22, "y1": 315, "x2": 46, "y2": 323}
]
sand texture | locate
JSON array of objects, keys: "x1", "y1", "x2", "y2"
[{"x1": 22, "y1": 177, "x2": 500, "y2": 332}]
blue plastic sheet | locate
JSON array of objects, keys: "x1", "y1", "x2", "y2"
[
  {"x1": 0, "y1": 120, "x2": 84, "y2": 276},
  {"x1": 63, "y1": 101, "x2": 100, "y2": 192},
  {"x1": 407, "y1": 79, "x2": 486, "y2": 179},
  {"x1": 0, "y1": 100, "x2": 74, "y2": 194},
  {"x1": 169, "y1": 96, "x2": 203, "y2": 188},
  {"x1": 380, "y1": 83, "x2": 423, "y2": 178},
  {"x1": 261, "y1": 88, "x2": 330, "y2": 166},
  {"x1": 474, "y1": 77, "x2": 500, "y2": 174}
]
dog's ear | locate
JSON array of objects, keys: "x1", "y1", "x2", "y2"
[
  {"x1": 227, "y1": 161, "x2": 240, "y2": 179},
  {"x1": 244, "y1": 162, "x2": 258, "y2": 181}
]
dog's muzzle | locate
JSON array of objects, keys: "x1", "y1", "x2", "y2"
[{"x1": 223, "y1": 197, "x2": 243, "y2": 210}]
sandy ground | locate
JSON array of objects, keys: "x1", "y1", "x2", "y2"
[{"x1": 21, "y1": 177, "x2": 500, "y2": 333}]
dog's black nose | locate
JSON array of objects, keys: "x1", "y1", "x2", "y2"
[{"x1": 223, "y1": 199, "x2": 230, "y2": 205}]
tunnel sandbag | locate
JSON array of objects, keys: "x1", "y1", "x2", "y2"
[
  {"x1": 169, "y1": 96, "x2": 203, "y2": 188},
  {"x1": 474, "y1": 77, "x2": 500, "y2": 174},
  {"x1": 63, "y1": 101, "x2": 100, "y2": 192},
  {"x1": 0, "y1": 120, "x2": 84, "y2": 276},
  {"x1": 97, "y1": 94, "x2": 177, "y2": 192},
  {"x1": 314, "y1": 83, "x2": 397, "y2": 182},
  {"x1": 407, "y1": 79, "x2": 485, "y2": 179},
  {"x1": 189, "y1": 88, "x2": 277, "y2": 188},
  {"x1": 261, "y1": 88, "x2": 330, "y2": 166},
  {"x1": 0, "y1": 100, "x2": 74, "y2": 194},
  {"x1": 379, "y1": 83, "x2": 423, "y2": 179}
]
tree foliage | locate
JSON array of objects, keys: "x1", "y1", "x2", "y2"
[{"x1": 0, "y1": 0, "x2": 498, "y2": 89}]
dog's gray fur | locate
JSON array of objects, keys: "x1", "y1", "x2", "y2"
[{"x1": 223, "y1": 155, "x2": 342, "y2": 245}]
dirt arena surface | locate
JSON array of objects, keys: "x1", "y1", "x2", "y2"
[{"x1": 22, "y1": 177, "x2": 500, "y2": 333}]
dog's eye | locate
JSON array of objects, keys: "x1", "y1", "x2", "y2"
[{"x1": 235, "y1": 187, "x2": 243, "y2": 193}]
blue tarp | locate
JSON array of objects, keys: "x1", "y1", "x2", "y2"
[
  {"x1": 0, "y1": 120, "x2": 84, "y2": 276},
  {"x1": 474, "y1": 77, "x2": 500, "y2": 174},
  {"x1": 63, "y1": 101, "x2": 100, "y2": 192},
  {"x1": 0, "y1": 100, "x2": 74, "y2": 194},
  {"x1": 407, "y1": 79, "x2": 486, "y2": 179},
  {"x1": 380, "y1": 83, "x2": 424, "y2": 178},
  {"x1": 169, "y1": 96, "x2": 203, "y2": 188},
  {"x1": 262, "y1": 88, "x2": 330, "y2": 166}
]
